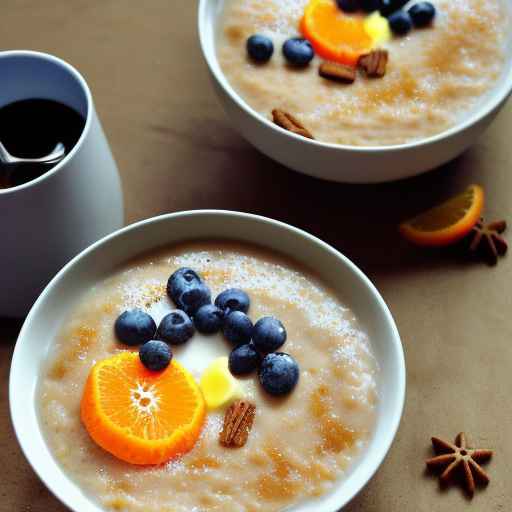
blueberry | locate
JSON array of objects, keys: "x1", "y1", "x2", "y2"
[
  {"x1": 360, "y1": 0, "x2": 380, "y2": 12},
  {"x1": 409, "y1": 2, "x2": 436, "y2": 27},
  {"x1": 259, "y1": 352, "x2": 300, "y2": 396},
  {"x1": 252, "y1": 317, "x2": 287, "y2": 353},
  {"x1": 157, "y1": 310, "x2": 194, "y2": 345},
  {"x1": 215, "y1": 288, "x2": 250, "y2": 314},
  {"x1": 336, "y1": 0, "x2": 360, "y2": 12},
  {"x1": 194, "y1": 304, "x2": 224, "y2": 334},
  {"x1": 228, "y1": 344, "x2": 261, "y2": 376},
  {"x1": 175, "y1": 283, "x2": 211, "y2": 316},
  {"x1": 114, "y1": 309, "x2": 156, "y2": 346},
  {"x1": 380, "y1": 0, "x2": 409, "y2": 17},
  {"x1": 223, "y1": 311, "x2": 253, "y2": 345},
  {"x1": 388, "y1": 10, "x2": 412, "y2": 35},
  {"x1": 139, "y1": 340, "x2": 172, "y2": 371},
  {"x1": 167, "y1": 267, "x2": 202, "y2": 303},
  {"x1": 246, "y1": 34, "x2": 274, "y2": 63},
  {"x1": 283, "y1": 38, "x2": 315, "y2": 67}
]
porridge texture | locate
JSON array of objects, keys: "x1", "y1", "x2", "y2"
[
  {"x1": 217, "y1": 0, "x2": 508, "y2": 146},
  {"x1": 38, "y1": 242, "x2": 378, "y2": 512}
]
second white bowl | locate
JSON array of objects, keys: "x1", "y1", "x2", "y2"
[{"x1": 199, "y1": 0, "x2": 512, "y2": 183}]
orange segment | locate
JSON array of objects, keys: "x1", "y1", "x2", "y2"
[
  {"x1": 400, "y1": 185, "x2": 484, "y2": 247},
  {"x1": 81, "y1": 352, "x2": 205, "y2": 465},
  {"x1": 301, "y1": 0, "x2": 374, "y2": 67}
]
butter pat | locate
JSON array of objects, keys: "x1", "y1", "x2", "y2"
[
  {"x1": 200, "y1": 357, "x2": 241, "y2": 409},
  {"x1": 364, "y1": 12, "x2": 391, "y2": 46}
]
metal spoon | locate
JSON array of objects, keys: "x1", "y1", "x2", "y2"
[{"x1": 0, "y1": 140, "x2": 66, "y2": 166}]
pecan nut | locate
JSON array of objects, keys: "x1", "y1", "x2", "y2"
[
  {"x1": 272, "y1": 109, "x2": 314, "y2": 139},
  {"x1": 319, "y1": 61, "x2": 356, "y2": 84},
  {"x1": 358, "y1": 49, "x2": 389, "y2": 78},
  {"x1": 219, "y1": 400, "x2": 256, "y2": 448}
]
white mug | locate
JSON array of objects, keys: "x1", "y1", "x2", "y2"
[{"x1": 0, "y1": 51, "x2": 124, "y2": 318}]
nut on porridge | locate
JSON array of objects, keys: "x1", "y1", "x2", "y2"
[
  {"x1": 38, "y1": 242, "x2": 378, "y2": 511},
  {"x1": 217, "y1": 0, "x2": 508, "y2": 146}
]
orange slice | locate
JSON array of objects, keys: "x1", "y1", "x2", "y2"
[
  {"x1": 301, "y1": 0, "x2": 374, "y2": 67},
  {"x1": 81, "y1": 352, "x2": 205, "y2": 465},
  {"x1": 399, "y1": 185, "x2": 484, "y2": 247}
]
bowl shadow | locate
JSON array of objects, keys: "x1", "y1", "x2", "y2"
[{"x1": 151, "y1": 119, "x2": 487, "y2": 281}]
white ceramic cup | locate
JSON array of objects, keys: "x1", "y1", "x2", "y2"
[
  {"x1": 10, "y1": 210, "x2": 405, "y2": 512},
  {"x1": 0, "y1": 51, "x2": 124, "y2": 318}
]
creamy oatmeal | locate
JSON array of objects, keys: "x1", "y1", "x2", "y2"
[
  {"x1": 38, "y1": 241, "x2": 378, "y2": 511},
  {"x1": 217, "y1": 0, "x2": 509, "y2": 146}
]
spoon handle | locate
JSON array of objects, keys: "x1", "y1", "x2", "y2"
[
  {"x1": 0, "y1": 140, "x2": 12, "y2": 165},
  {"x1": 18, "y1": 142, "x2": 66, "y2": 164},
  {"x1": 0, "y1": 141, "x2": 65, "y2": 166}
]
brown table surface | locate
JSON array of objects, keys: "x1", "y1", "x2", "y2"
[{"x1": 1, "y1": 1, "x2": 511, "y2": 511}]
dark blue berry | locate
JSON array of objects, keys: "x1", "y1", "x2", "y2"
[
  {"x1": 215, "y1": 288, "x2": 250, "y2": 314},
  {"x1": 409, "y1": 2, "x2": 436, "y2": 27},
  {"x1": 361, "y1": 0, "x2": 380, "y2": 12},
  {"x1": 283, "y1": 38, "x2": 315, "y2": 67},
  {"x1": 175, "y1": 283, "x2": 211, "y2": 316},
  {"x1": 139, "y1": 340, "x2": 172, "y2": 371},
  {"x1": 247, "y1": 34, "x2": 274, "y2": 63},
  {"x1": 228, "y1": 344, "x2": 261, "y2": 376},
  {"x1": 167, "y1": 267, "x2": 202, "y2": 303},
  {"x1": 114, "y1": 309, "x2": 156, "y2": 346},
  {"x1": 252, "y1": 317, "x2": 286, "y2": 353},
  {"x1": 157, "y1": 310, "x2": 194, "y2": 345},
  {"x1": 223, "y1": 311, "x2": 253, "y2": 345},
  {"x1": 336, "y1": 0, "x2": 360, "y2": 13},
  {"x1": 380, "y1": 0, "x2": 409, "y2": 17},
  {"x1": 194, "y1": 304, "x2": 224, "y2": 334},
  {"x1": 388, "y1": 10, "x2": 412, "y2": 35},
  {"x1": 259, "y1": 352, "x2": 299, "y2": 396}
]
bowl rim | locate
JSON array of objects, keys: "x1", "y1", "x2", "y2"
[
  {"x1": 198, "y1": 0, "x2": 512, "y2": 152},
  {"x1": 10, "y1": 209, "x2": 406, "y2": 511}
]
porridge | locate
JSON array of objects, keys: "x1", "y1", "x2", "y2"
[
  {"x1": 217, "y1": 0, "x2": 509, "y2": 146},
  {"x1": 38, "y1": 241, "x2": 378, "y2": 511}
]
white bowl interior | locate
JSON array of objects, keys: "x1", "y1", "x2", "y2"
[
  {"x1": 199, "y1": 0, "x2": 512, "y2": 153},
  {"x1": 10, "y1": 211, "x2": 405, "y2": 512}
]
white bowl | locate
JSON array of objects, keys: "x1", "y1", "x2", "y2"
[
  {"x1": 10, "y1": 210, "x2": 405, "y2": 512},
  {"x1": 198, "y1": 0, "x2": 512, "y2": 183}
]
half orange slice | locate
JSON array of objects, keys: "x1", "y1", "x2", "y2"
[
  {"x1": 399, "y1": 185, "x2": 484, "y2": 247},
  {"x1": 81, "y1": 352, "x2": 205, "y2": 465},
  {"x1": 301, "y1": 0, "x2": 374, "y2": 67}
]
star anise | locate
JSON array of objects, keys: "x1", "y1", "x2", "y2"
[
  {"x1": 467, "y1": 219, "x2": 507, "y2": 265},
  {"x1": 426, "y1": 432, "x2": 493, "y2": 497}
]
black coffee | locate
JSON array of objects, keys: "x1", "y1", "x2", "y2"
[{"x1": 0, "y1": 99, "x2": 86, "y2": 188}]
